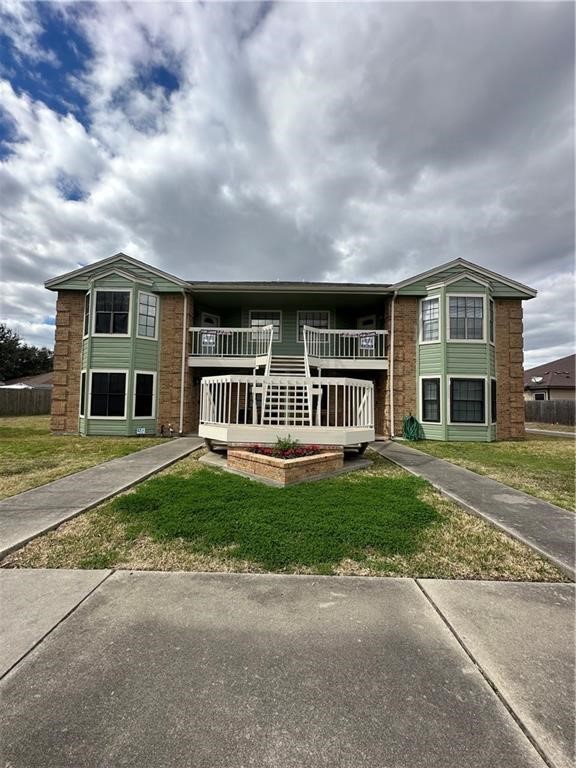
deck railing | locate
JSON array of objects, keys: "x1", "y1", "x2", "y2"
[
  {"x1": 200, "y1": 375, "x2": 374, "y2": 429},
  {"x1": 190, "y1": 325, "x2": 273, "y2": 358},
  {"x1": 303, "y1": 326, "x2": 388, "y2": 360}
]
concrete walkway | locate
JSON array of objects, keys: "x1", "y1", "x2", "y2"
[
  {"x1": 526, "y1": 428, "x2": 575, "y2": 438},
  {"x1": 1, "y1": 570, "x2": 573, "y2": 768},
  {"x1": 0, "y1": 437, "x2": 203, "y2": 559},
  {"x1": 372, "y1": 441, "x2": 575, "y2": 580}
]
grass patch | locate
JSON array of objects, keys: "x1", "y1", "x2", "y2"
[
  {"x1": 412, "y1": 435, "x2": 575, "y2": 511},
  {"x1": 0, "y1": 415, "x2": 165, "y2": 499},
  {"x1": 2, "y1": 452, "x2": 566, "y2": 581}
]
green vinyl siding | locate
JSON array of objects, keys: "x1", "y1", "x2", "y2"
[
  {"x1": 446, "y1": 425, "x2": 491, "y2": 441},
  {"x1": 134, "y1": 338, "x2": 159, "y2": 369},
  {"x1": 446, "y1": 343, "x2": 489, "y2": 375},
  {"x1": 85, "y1": 419, "x2": 133, "y2": 437},
  {"x1": 418, "y1": 344, "x2": 442, "y2": 374},
  {"x1": 421, "y1": 423, "x2": 444, "y2": 440},
  {"x1": 445, "y1": 278, "x2": 486, "y2": 293},
  {"x1": 398, "y1": 266, "x2": 531, "y2": 299},
  {"x1": 51, "y1": 258, "x2": 185, "y2": 293}
]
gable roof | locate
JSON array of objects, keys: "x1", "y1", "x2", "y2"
[
  {"x1": 390, "y1": 258, "x2": 537, "y2": 298},
  {"x1": 45, "y1": 253, "x2": 189, "y2": 290},
  {"x1": 524, "y1": 354, "x2": 575, "y2": 390}
]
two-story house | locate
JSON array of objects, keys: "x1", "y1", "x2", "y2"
[{"x1": 45, "y1": 253, "x2": 535, "y2": 444}]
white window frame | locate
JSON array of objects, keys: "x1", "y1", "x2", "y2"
[
  {"x1": 88, "y1": 369, "x2": 129, "y2": 420},
  {"x1": 419, "y1": 296, "x2": 441, "y2": 344},
  {"x1": 79, "y1": 370, "x2": 87, "y2": 417},
  {"x1": 446, "y1": 294, "x2": 487, "y2": 343},
  {"x1": 356, "y1": 314, "x2": 377, "y2": 330},
  {"x1": 249, "y1": 310, "x2": 282, "y2": 342},
  {"x1": 419, "y1": 375, "x2": 442, "y2": 424},
  {"x1": 447, "y1": 375, "x2": 488, "y2": 427},
  {"x1": 489, "y1": 299, "x2": 495, "y2": 345},
  {"x1": 136, "y1": 291, "x2": 159, "y2": 340},
  {"x1": 133, "y1": 370, "x2": 157, "y2": 420},
  {"x1": 296, "y1": 310, "x2": 331, "y2": 343},
  {"x1": 92, "y1": 288, "x2": 132, "y2": 338},
  {"x1": 533, "y1": 391, "x2": 547, "y2": 401},
  {"x1": 200, "y1": 312, "x2": 220, "y2": 327},
  {"x1": 83, "y1": 292, "x2": 91, "y2": 339},
  {"x1": 490, "y1": 377, "x2": 497, "y2": 424}
]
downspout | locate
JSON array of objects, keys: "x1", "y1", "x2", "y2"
[
  {"x1": 389, "y1": 291, "x2": 397, "y2": 438},
  {"x1": 179, "y1": 289, "x2": 189, "y2": 435}
]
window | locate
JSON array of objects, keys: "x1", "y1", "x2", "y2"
[
  {"x1": 534, "y1": 392, "x2": 546, "y2": 401},
  {"x1": 83, "y1": 294, "x2": 90, "y2": 336},
  {"x1": 421, "y1": 298, "x2": 439, "y2": 342},
  {"x1": 491, "y1": 379, "x2": 497, "y2": 422},
  {"x1": 297, "y1": 311, "x2": 330, "y2": 341},
  {"x1": 94, "y1": 291, "x2": 130, "y2": 335},
  {"x1": 450, "y1": 378, "x2": 485, "y2": 424},
  {"x1": 448, "y1": 296, "x2": 484, "y2": 340},
  {"x1": 489, "y1": 300, "x2": 495, "y2": 343},
  {"x1": 137, "y1": 293, "x2": 158, "y2": 338},
  {"x1": 90, "y1": 372, "x2": 126, "y2": 417},
  {"x1": 250, "y1": 311, "x2": 281, "y2": 341},
  {"x1": 80, "y1": 372, "x2": 86, "y2": 416},
  {"x1": 421, "y1": 378, "x2": 441, "y2": 422},
  {"x1": 134, "y1": 372, "x2": 155, "y2": 418}
]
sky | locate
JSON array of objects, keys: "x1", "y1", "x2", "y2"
[{"x1": 0, "y1": 1, "x2": 573, "y2": 368}]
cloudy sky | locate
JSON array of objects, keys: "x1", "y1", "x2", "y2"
[{"x1": 0, "y1": 1, "x2": 573, "y2": 367}]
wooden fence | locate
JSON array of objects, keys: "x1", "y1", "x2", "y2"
[
  {"x1": 0, "y1": 388, "x2": 52, "y2": 417},
  {"x1": 525, "y1": 399, "x2": 575, "y2": 426}
]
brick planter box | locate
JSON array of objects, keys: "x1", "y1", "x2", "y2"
[{"x1": 228, "y1": 449, "x2": 344, "y2": 487}]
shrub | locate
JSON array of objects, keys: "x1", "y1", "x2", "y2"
[{"x1": 248, "y1": 436, "x2": 322, "y2": 460}]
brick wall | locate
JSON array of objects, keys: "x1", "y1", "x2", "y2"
[
  {"x1": 495, "y1": 299, "x2": 525, "y2": 439},
  {"x1": 51, "y1": 291, "x2": 84, "y2": 434},
  {"x1": 157, "y1": 294, "x2": 194, "y2": 434},
  {"x1": 391, "y1": 296, "x2": 418, "y2": 436}
]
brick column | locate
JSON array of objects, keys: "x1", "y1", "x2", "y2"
[
  {"x1": 495, "y1": 299, "x2": 525, "y2": 440},
  {"x1": 157, "y1": 293, "x2": 194, "y2": 434},
  {"x1": 51, "y1": 291, "x2": 84, "y2": 434},
  {"x1": 391, "y1": 296, "x2": 418, "y2": 436}
]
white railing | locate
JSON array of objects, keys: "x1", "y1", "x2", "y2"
[
  {"x1": 190, "y1": 325, "x2": 273, "y2": 358},
  {"x1": 200, "y1": 375, "x2": 374, "y2": 429},
  {"x1": 303, "y1": 326, "x2": 388, "y2": 360}
]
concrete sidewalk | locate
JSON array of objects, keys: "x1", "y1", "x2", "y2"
[
  {"x1": 1, "y1": 570, "x2": 573, "y2": 768},
  {"x1": 0, "y1": 437, "x2": 203, "y2": 559},
  {"x1": 372, "y1": 441, "x2": 575, "y2": 580}
]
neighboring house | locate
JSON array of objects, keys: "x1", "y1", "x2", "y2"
[
  {"x1": 45, "y1": 253, "x2": 535, "y2": 443},
  {"x1": 1, "y1": 372, "x2": 54, "y2": 389},
  {"x1": 524, "y1": 354, "x2": 575, "y2": 401}
]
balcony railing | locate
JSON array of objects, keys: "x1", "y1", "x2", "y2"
[
  {"x1": 190, "y1": 325, "x2": 273, "y2": 359},
  {"x1": 303, "y1": 326, "x2": 388, "y2": 360},
  {"x1": 199, "y1": 374, "x2": 374, "y2": 445}
]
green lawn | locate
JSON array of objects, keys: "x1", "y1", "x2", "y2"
[
  {"x1": 412, "y1": 434, "x2": 575, "y2": 511},
  {"x1": 0, "y1": 415, "x2": 164, "y2": 499},
  {"x1": 3, "y1": 451, "x2": 565, "y2": 581}
]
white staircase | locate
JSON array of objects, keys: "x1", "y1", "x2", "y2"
[{"x1": 266, "y1": 355, "x2": 309, "y2": 377}]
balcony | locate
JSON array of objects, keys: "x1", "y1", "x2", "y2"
[
  {"x1": 189, "y1": 326, "x2": 273, "y2": 369},
  {"x1": 199, "y1": 374, "x2": 374, "y2": 446},
  {"x1": 189, "y1": 325, "x2": 388, "y2": 370},
  {"x1": 303, "y1": 327, "x2": 388, "y2": 369}
]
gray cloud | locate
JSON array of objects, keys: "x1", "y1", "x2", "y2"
[{"x1": 0, "y1": 1, "x2": 573, "y2": 365}]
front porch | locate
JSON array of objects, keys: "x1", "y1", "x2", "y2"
[{"x1": 199, "y1": 374, "x2": 375, "y2": 446}]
